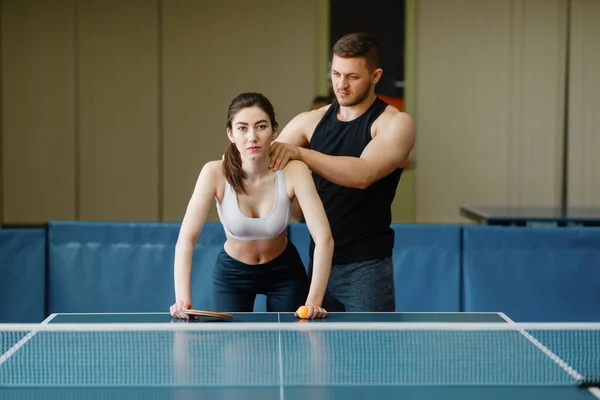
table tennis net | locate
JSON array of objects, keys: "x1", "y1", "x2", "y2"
[{"x1": 0, "y1": 322, "x2": 599, "y2": 388}]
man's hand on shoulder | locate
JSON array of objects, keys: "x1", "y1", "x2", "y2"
[
  {"x1": 269, "y1": 108, "x2": 326, "y2": 171},
  {"x1": 269, "y1": 142, "x2": 301, "y2": 171}
]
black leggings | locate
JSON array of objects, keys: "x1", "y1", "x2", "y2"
[{"x1": 212, "y1": 240, "x2": 309, "y2": 312}]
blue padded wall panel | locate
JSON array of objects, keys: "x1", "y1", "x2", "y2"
[
  {"x1": 0, "y1": 229, "x2": 46, "y2": 322},
  {"x1": 392, "y1": 224, "x2": 461, "y2": 312},
  {"x1": 462, "y1": 227, "x2": 600, "y2": 322},
  {"x1": 47, "y1": 221, "x2": 225, "y2": 314},
  {"x1": 287, "y1": 222, "x2": 311, "y2": 271},
  {"x1": 253, "y1": 295, "x2": 267, "y2": 312}
]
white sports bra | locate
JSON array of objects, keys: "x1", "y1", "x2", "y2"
[{"x1": 216, "y1": 170, "x2": 293, "y2": 241}]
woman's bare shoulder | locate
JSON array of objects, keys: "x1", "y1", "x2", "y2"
[
  {"x1": 282, "y1": 160, "x2": 310, "y2": 177},
  {"x1": 200, "y1": 159, "x2": 224, "y2": 176}
]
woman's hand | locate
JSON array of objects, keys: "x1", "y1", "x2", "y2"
[
  {"x1": 170, "y1": 301, "x2": 192, "y2": 319},
  {"x1": 295, "y1": 302, "x2": 328, "y2": 319}
]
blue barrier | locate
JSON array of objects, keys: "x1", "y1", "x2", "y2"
[
  {"x1": 0, "y1": 228, "x2": 46, "y2": 323},
  {"x1": 392, "y1": 224, "x2": 461, "y2": 312},
  {"x1": 288, "y1": 223, "x2": 311, "y2": 270},
  {"x1": 462, "y1": 226, "x2": 600, "y2": 322},
  {"x1": 1, "y1": 222, "x2": 596, "y2": 322},
  {"x1": 279, "y1": 223, "x2": 461, "y2": 312},
  {"x1": 47, "y1": 221, "x2": 226, "y2": 314}
]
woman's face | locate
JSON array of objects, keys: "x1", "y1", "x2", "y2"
[{"x1": 227, "y1": 106, "x2": 276, "y2": 161}]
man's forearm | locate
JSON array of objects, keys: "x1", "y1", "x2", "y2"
[{"x1": 298, "y1": 147, "x2": 371, "y2": 189}]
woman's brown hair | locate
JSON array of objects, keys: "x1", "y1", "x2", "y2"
[{"x1": 223, "y1": 92, "x2": 278, "y2": 195}]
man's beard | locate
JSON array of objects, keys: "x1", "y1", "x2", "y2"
[{"x1": 337, "y1": 85, "x2": 371, "y2": 107}]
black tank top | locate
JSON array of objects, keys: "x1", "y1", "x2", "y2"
[{"x1": 309, "y1": 97, "x2": 402, "y2": 264}]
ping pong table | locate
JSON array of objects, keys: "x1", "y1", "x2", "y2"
[
  {"x1": 460, "y1": 205, "x2": 600, "y2": 227},
  {"x1": 1, "y1": 312, "x2": 599, "y2": 400}
]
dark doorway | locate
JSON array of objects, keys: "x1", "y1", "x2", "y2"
[{"x1": 330, "y1": 0, "x2": 406, "y2": 99}]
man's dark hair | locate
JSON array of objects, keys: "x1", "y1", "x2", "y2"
[{"x1": 332, "y1": 32, "x2": 380, "y2": 71}]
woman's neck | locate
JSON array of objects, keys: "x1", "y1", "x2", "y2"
[{"x1": 241, "y1": 157, "x2": 272, "y2": 182}]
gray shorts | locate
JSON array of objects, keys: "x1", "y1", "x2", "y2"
[{"x1": 320, "y1": 257, "x2": 396, "y2": 312}]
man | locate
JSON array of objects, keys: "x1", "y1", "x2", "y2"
[{"x1": 269, "y1": 32, "x2": 415, "y2": 312}]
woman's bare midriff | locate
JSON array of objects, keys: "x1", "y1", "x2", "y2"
[{"x1": 223, "y1": 232, "x2": 288, "y2": 265}]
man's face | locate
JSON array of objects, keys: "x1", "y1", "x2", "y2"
[{"x1": 331, "y1": 55, "x2": 378, "y2": 107}]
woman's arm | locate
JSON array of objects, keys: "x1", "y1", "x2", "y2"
[
  {"x1": 285, "y1": 161, "x2": 334, "y2": 318},
  {"x1": 171, "y1": 161, "x2": 220, "y2": 319}
]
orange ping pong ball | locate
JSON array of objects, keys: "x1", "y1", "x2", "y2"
[{"x1": 297, "y1": 306, "x2": 309, "y2": 319}]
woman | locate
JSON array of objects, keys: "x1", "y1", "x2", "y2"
[{"x1": 170, "y1": 92, "x2": 333, "y2": 320}]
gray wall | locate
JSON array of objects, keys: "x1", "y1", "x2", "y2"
[
  {"x1": 1, "y1": 0, "x2": 326, "y2": 224},
  {"x1": 2, "y1": 0, "x2": 598, "y2": 225},
  {"x1": 412, "y1": 0, "x2": 599, "y2": 223}
]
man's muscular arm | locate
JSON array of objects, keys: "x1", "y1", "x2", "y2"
[{"x1": 271, "y1": 112, "x2": 415, "y2": 189}]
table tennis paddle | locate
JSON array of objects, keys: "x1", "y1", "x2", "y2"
[{"x1": 182, "y1": 309, "x2": 233, "y2": 321}]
